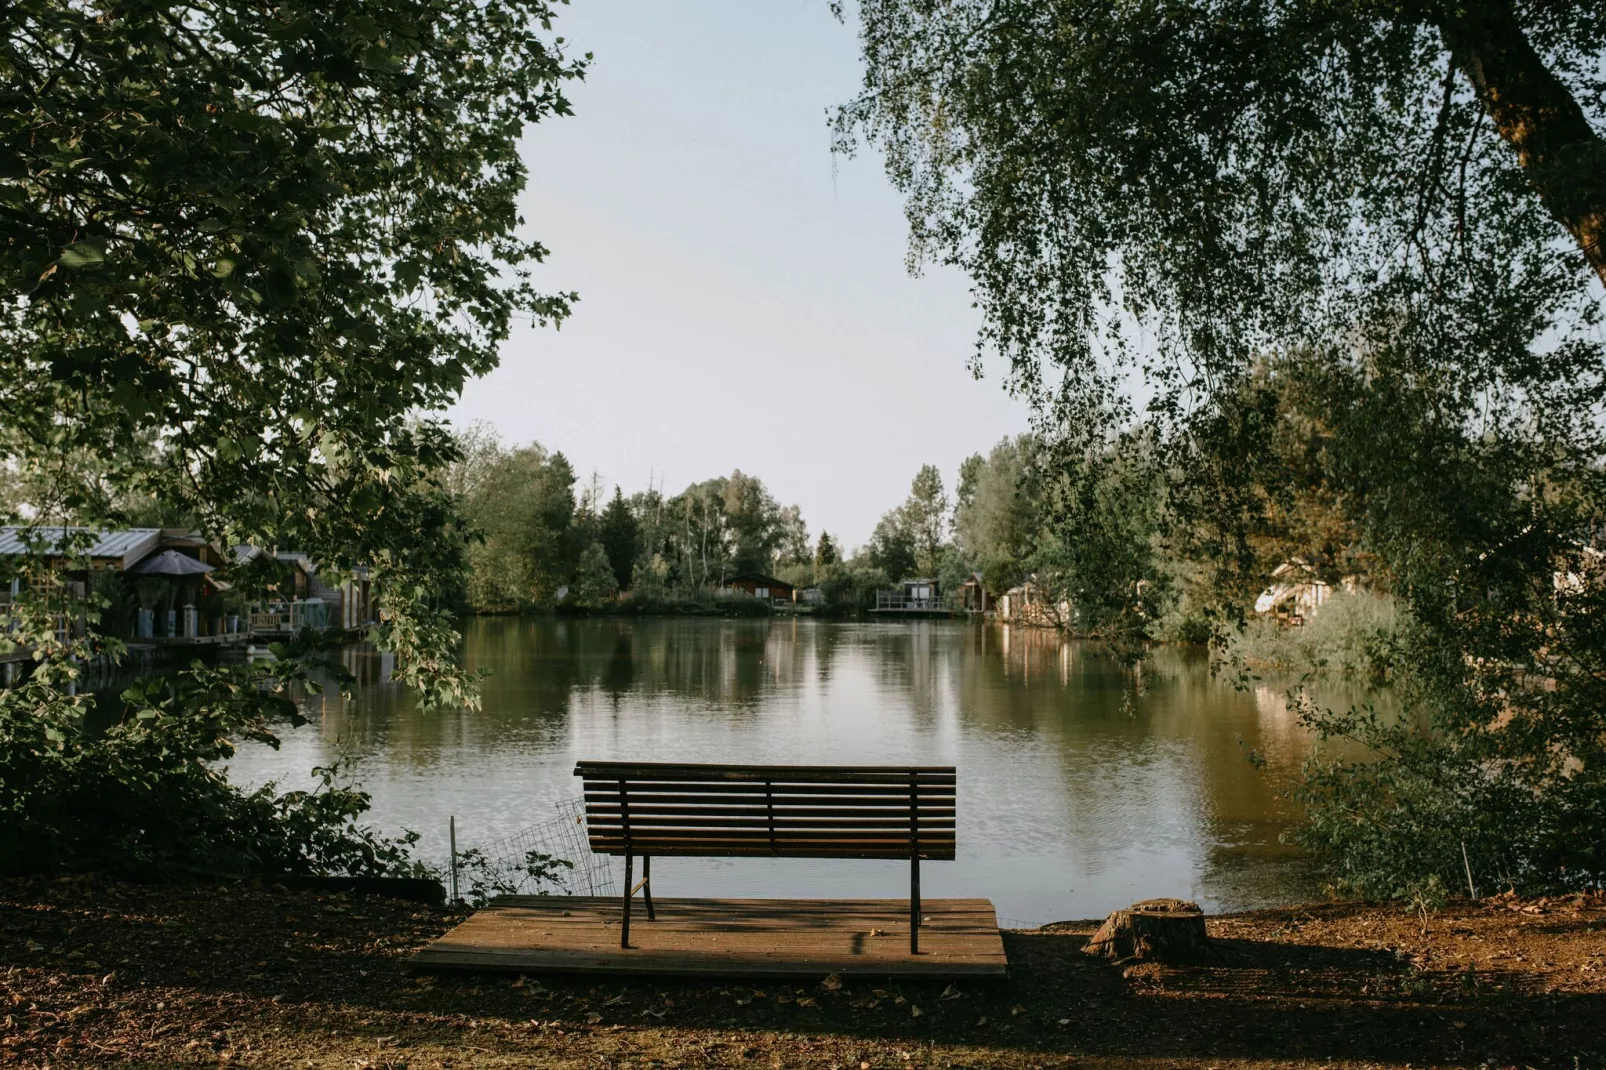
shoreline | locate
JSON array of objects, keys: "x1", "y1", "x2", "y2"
[{"x1": 3, "y1": 876, "x2": 1602, "y2": 1068}]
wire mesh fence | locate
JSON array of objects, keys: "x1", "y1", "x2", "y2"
[{"x1": 449, "y1": 797, "x2": 614, "y2": 905}]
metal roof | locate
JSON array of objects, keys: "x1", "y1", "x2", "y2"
[{"x1": 0, "y1": 526, "x2": 163, "y2": 560}]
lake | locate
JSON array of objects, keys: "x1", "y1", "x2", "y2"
[{"x1": 226, "y1": 616, "x2": 1383, "y2": 926}]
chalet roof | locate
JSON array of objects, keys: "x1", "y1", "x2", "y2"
[
  {"x1": 725, "y1": 572, "x2": 793, "y2": 587},
  {"x1": 232, "y1": 545, "x2": 317, "y2": 573},
  {"x1": 0, "y1": 526, "x2": 162, "y2": 564}
]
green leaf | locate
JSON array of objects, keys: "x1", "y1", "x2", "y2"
[{"x1": 57, "y1": 243, "x2": 106, "y2": 269}]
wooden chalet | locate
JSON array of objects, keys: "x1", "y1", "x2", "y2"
[{"x1": 722, "y1": 572, "x2": 796, "y2": 602}]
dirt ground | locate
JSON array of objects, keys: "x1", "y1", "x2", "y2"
[{"x1": 2, "y1": 876, "x2": 1604, "y2": 1069}]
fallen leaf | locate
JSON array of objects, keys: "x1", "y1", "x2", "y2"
[
  {"x1": 822, "y1": 973, "x2": 843, "y2": 992},
  {"x1": 939, "y1": 984, "x2": 961, "y2": 1000},
  {"x1": 910, "y1": 1005, "x2": 924, "y2": 1018}
]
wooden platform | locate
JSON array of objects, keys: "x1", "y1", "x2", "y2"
[{"x1": 412, "y1": 897, "x2": 1008, "y2": 978}]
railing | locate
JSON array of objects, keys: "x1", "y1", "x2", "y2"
[
  {"x1": 249, "y1": 599, "x2": 332, "y2": 634},
  {"x1": 875, "y1": 590, "x2": 945, "y2": 611},
  {"x1": 248, "y1": 610, "x2": 290, "y2": 633}
]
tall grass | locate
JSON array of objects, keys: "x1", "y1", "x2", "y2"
[{"x1": 1231, "y1": 590, "x2": 1403, "y2": 681}]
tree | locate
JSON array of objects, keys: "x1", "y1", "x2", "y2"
[
  {"x1": 903, "y1": 465, "x2": 948, "y2": 576},
  {"x1": 953, "y1": 436, "x2": 1040, "y2": 595},
  {"x1": 4, "y1": 0, "x2": 584, "y2": 704},
  {"x1": 815, "y1": 532, "x2": 840, "y2": 574},
  {"x1": 598, "y1": 487, "x2": 640, "y2": 591},
  {"x1": 839, "y1": 0, "x2": 1606, "y2": 895},
  {"x1": 669, "y1": 478, "x2": 730, "y2": 588},
  {"x1": 452, "y1": 438, "x2": 582, "y2": 610},
  {"x1": 722, "y1": 470, "x2": 782, "y2": 576},
  {"x1": 866, "y1": 509, "x2": 916, "y2": 581},
  {"x1": 1, "y1": 0, "x2": 583, "y2": 875},
  {"x1": 774, "y1": 505, "x2": 810, "y2": 570},
  {"x1": 573, "y1": 541, "x2": 619, "y2": 608}
]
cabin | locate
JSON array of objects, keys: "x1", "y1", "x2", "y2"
[
  {"x1": 722, "y1": 573, "x2": 796, "y2": 603},
  {"x1": 872, "y1": 577, "x2": 945, "y2": 614},
  {"x1": 998, "y1": 580, "x2": 1071, "y2": 628},
  {"x1": 1253, "y1": 560, "x2": 1339, "y2": 624},
  {"x1": 0, "y1": 526, "x2": 165, "y2": 643},
  {"x1": 956, "y1": 572, "x2": 991, "y2": 613},
  {"x1": 233, "y1": 547, "x2": 378, "y2": 633},
  {"x1": 0, "y1": 526, "x2": 163, "y2": 576}
]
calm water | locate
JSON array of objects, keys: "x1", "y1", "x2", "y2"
[{"x1": 226, "y1": 616, "x2": 1384, "y2": 926}]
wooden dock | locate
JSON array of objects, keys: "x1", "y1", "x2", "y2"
[{"x1": 413, "y1": 896, "x2": 1008, "y2": 979}]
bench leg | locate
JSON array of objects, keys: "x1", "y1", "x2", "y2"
[
  {"x1": 621, "y1": 851, "x2": 632, "y2": 949},
  {"x1": 910, "y1": 855, "x2": 921, "y2": 956},
  {"x1": 643, "y1": 854, "x2": 655, "y2": 920}
]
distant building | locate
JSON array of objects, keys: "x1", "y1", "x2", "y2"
[
  {"x1": 0, "y1": 526, "x2": 165, "y2": 641},
  {"x1": 872, "y1": 577, "x2": 946, "y2": 614},
  {"x1": 998, "y1": 580, "x2": 1071, "y2": 628},
  {"x1": 722, "y1": 572, "x2": 795, "y2": 603},
  {"x1": 955, "y1": 572, "x2": 991, "y2": 612},
  {"x1": 233, "y1": 546, "x2": 378, "y2": 633},
  {"x1": 0, "y1": 526, "x2": 163, "y2": 575},
  {"x1": 1253, "y1": 560, "x2": 1353, "y2": 624}
]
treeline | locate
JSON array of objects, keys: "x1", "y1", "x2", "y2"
[
  {"x1": 448, "y1": 425, "x2": 815, "y2": 612},
  {"x1": 448, "y1": 423, "x2": 1215, "y2": 638}
]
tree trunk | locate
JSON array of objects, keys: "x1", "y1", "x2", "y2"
[
  {"x1": 1083, "y1": 898, "x2": 1210, "y2": 964},
  {"x1": 1436, "y1": 0, "x2": 1606, "y2": 286}
]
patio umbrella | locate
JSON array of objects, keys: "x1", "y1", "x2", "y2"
[{"x1": 127, "y1": 549, "x2": 215, "y2": 576}]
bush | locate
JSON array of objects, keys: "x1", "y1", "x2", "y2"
[
  {"x1": 0, "y1": 659, "x2": 430, "y2": 881},
  {"x1": 1232, "y1": 590, "x2": 1403, "y2": 681},
  {"x1": 1290, "y1": 699, "x2": 1606, "y2": 899}
]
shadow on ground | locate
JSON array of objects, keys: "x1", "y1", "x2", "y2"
[{"x1": 3, "y1": 877, "x2": 1603, "y2": 1068}]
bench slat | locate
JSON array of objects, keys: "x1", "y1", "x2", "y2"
[
  {"x1": 574, "y1": 761, "x2": 956, "y2": 862},
  {"x1": 584, "y1": 800, "x2": 950, "y2": 816},
  {"x1": 576, "y1": 761, "x2": 955, "y2": 782},
  {"x1": 587, "y1": 780, "x2": 950, "y2": 796},
  {"x1": 587, "y1": 816, "x2": 950, "y2": 835}
]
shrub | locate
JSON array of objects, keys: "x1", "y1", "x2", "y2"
[
  {"x1": 0, "y1": 657, "x2": 429, "y2": 881},
  {"x1": 1232, "y1": 590, "x2": 1403, "y2": 681}
]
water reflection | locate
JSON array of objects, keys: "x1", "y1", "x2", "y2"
[{"x1": 227, "y1": 617, "x2": 1392, "y2": 925}]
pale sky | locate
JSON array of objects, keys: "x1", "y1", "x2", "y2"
[{"x1": 450, "y1": 0, "x2": 1033, "y2": 550}]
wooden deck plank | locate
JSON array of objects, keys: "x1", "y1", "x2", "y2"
[{"x1": 412, "y1": 897, "x2": 1008, "y2": 979}]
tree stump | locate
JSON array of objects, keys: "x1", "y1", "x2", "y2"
[{"x1": 1082, "y1": 898, "x2": 1210, "y2": 963}]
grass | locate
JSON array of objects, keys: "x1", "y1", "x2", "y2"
[{"x1": 1231, "y1": 590, "x2": 1403, "y2": 681}]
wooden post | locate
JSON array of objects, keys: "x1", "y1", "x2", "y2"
[
  {"x1": 621, "y1": 850, "x2": 633, "y2": 949},
  {"x1": 620, "y1": 778, "x2": 632, "y2": 948},
  {"x1": 643, "y1": 854, "x2": 655, "y2": 920},
  {"x1": 909, "y1": 773, "x2": 921, "y2": 955},
  {"x1": 448, "y1": 816, "x2": 459, "y2": 904}
]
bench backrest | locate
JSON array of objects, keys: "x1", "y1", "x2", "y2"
[{"x1": 574, "y1": 761, "x2": 956, "y2": 860}]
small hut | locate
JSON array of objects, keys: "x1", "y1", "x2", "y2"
[{"x1": 722, "y1": 573, "x2": 796, "y2": 603}]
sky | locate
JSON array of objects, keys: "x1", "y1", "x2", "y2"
[{"x1": 448, "y1": 0, "x2": 1034, "y2": 551}]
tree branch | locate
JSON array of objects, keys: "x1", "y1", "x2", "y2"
[{"x1": 1436, "y1": 0, "x2": 1606, "y2": 285}]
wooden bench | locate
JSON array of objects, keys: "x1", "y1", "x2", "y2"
[{"x1": 575, "y1": 761, "x2": 957, "y2": 953}]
